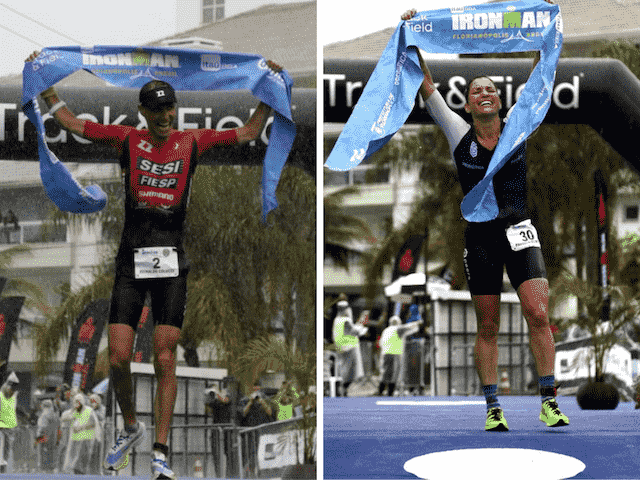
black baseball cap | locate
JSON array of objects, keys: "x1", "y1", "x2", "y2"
[{"x1": 139, "y1": 81, "x2": 177, "y2": 111}]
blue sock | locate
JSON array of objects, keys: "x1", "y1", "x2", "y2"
[
  {"x1": 539, "y1": 375, "x2": 555, "y2": 403},
  {"x1": 482, "y1": 384, "x2": 500, "y2": 411}
]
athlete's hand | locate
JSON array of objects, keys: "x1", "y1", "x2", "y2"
[
  {"x1": 25, "y1": 50, "x2": 40, "y2": 63},
  {"x1": 266, "y1": 60, "x2": 283, "y2": 73},
  {"x1": 401, "y1": 9, "x2": 417, "y2": 21}
]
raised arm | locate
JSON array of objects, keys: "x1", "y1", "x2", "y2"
[
  {"x1": 25, "y1": 51, "x2": 87, "y2": 138},
  {"x1": 234, "y1": 60, "x2": 283, "y2": 145},
  {"x1": 401, "y1": 9, "x2": 437, "y2": 101}
]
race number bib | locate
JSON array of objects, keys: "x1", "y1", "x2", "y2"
[
  {"x1": 134, "y1": 247, "x2": 179, "y2": 279},
  {"x1": 505, "y1": 220, "x2": 541, "y2": 252}
]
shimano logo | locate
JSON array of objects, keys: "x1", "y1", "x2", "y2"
[{"x1": 139, "y1": 190, "x2": 175, "y2": 201}]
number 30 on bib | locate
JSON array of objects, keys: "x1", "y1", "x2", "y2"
[{"x1": 505, "y1": 220, "x2": 541, "y2": 252}]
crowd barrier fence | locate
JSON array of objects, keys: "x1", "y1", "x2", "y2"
[{"x1": 1, "y1": 415, "x2": 316, "y2": 478}]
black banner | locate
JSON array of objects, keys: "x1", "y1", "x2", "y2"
[
  {"x1": 392, "y1": 233, "x2": 428, "y2": 281},
  {"x1": 324, "y1": 58, "x2": 640, "y2": 175},
  {"x1": 132, "y1": 297, "x2": 154, "y2": 363},
  {"x1": 0, "y1": 297, "x2": 24, "y2": 381},
  {"x1": 595, "y1": 170, "x2": 610, "y2": 321},
  {"x1": 63, "y1": 299, "x2": 109, "y2": 391},
  {"x1": 0, "y1": 86, "x2": 315, "y2": 175}
]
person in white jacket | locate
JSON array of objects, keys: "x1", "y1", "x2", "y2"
[
  {"x1": 63, "y1": 394, "x2": 97, "y2": 475},
  {"x1": 378, "y1": 316, "x2": 423, "y2": 396},
  {"x1": 35, "y1": 399, "x2": 59, "y2": 473},
  {"x1": 332, "y1": 295, "x2": 368, "y2": 397}
]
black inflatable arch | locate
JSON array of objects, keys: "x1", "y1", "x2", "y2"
[
  {"x1": 0, "y1": 87, "x2": 316, "y2": 175},
  {"x1": 324, "y1": 58, "x2": 640, "y2": 175}
]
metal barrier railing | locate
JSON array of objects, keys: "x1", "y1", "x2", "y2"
[{"x1": 1, "y1": 415, "x2": 316, "y2": 478}]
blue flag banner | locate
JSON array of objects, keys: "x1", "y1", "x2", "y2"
[
  {"x1": 324, "y1": 0, "x2": 563, "y2": 222},
  {"x1": 23, "y1": 46, "x2": 295, "y2": 221},
  {"x1": 23, "y1": 99, "x2": 108, "y2": 214}
]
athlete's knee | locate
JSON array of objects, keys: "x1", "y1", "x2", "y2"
[
  {"x1": 154, "y1": 347, "x2": 177, "y2": 376},
  {"x1": 477, "y1": 319, "x2": 500, "y2": 338},
  {"x1": 109, "y1": 346, "x2": 131, "y2": 371},
  {"x1": 109, "y1": 342, "x2": 132, "y2": 370},
  {"x1": 525, "y1": 307, "x2": 549, "y2": 331},
  {"x1": 522, "y1": 298, "x2": 549, "y2": 330}
]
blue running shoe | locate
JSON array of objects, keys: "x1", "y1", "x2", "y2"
[
  {"x1": 151, "y1": 451, "x2": 177, "y2": 480},
  {"x1": 103, "y1": 421, "x2": 145, "y2": 471}
]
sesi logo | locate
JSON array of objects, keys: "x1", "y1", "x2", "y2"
[{"x1": 137, "y1": 157, "x2": 184, "y2": 176}]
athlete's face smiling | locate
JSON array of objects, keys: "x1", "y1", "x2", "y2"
[
  {"x1": 140, "y1": 103, "x2": 176, "y2": 142},
  {"x1": 464, "y1": 78, "x2": 501, "y2": 117}
]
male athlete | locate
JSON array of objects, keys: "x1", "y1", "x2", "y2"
[{"x1": 26, "y1": 50, "x2": 283, "y2": 479}]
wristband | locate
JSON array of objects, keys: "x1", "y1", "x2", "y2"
[{"x1": 48, "y1": 101, "x2": 67, "y2": 116}]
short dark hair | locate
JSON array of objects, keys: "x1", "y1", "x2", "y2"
[{"x1": 463, "y1": 76, "x2": 496, "y2": 104}]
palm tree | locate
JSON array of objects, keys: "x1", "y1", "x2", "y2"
[
  {"x1": 361, "y1": 126, "x2": 467, "y2": 297},
  {"x1": 236, "y1": 334, "x2": 316, "y2": 467},
  {"x1": 0, "y1": 244, "x2": 48, "y2": 309},
  {"x1": 0, "y1": 244, "x2": 48, "y2": 352},
  {"x1": 323, "y1": 185, "x2": 374, "y2": 271},
  {"x1": 550, "y1": 273, "x2": 639, "y2": 387}
]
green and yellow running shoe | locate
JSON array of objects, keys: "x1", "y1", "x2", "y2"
[
  {"x1": 485, "y1": 407, "x2": 509, "y2": 431},
  {"x1": 540, "y1": 398, "x2": 570, "y2": 427}
]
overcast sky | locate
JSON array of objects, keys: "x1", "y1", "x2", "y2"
[
  {"x1": 319, "y1": 0, "x2": 491, "y2": 45},
  {"x1": 0, "y1": 0, "x2": 309, "y2": 78},
  {"x1": 2, "y1": 0, "x2": 494, "y2": 77}
]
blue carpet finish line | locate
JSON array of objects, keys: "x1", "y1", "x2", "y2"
[{"x1": 324, "y1": 395, "x2": 640, "y2": 479}]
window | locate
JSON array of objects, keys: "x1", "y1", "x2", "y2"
[
  {"x1": 202, "y1": 0, "x2": 224, "y2": 23},
  {"x1": 625, "y1": 205, "x2": 639, "y2": 222},
  {"x1": 323, "y1": 164, "x2": 391, "y2": 187}
]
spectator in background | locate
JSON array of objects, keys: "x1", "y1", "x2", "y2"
[
  {"x1": 404, "y1": 304, "x2": 428, "y2": 395},
  {"x1": 58, "y1": 398, "x2": 74, "y2": 474},
  {"x1": 378, "y1": 316, "x2": 423, "y2": 396},
  {"x1": 3, "y1": 211, "x2": 18, "y2": 244},
  {"x1": 241, "y1": 383, "x2": 274, "y2": 478},
  {"x1": 34, "y1": 399, "x2": 59, "y2": 473},
  {"x1": 54, "y1": 384, "x2": 71, "y2": 414},
  {"x1": 273, "y1": 381, "x2": 300, "y2": 421},
  {"x1": 241, "y1": 384, "x2": 274, "y2": 427},
  {"x1": 63, "y1": 394, "x2": 97, "y2": 475},
  {"x1": 205, "y1": 385, "x2": 234, "y2": 424},
  {"x1": 332, "y1": 295, "x2": 368, "y2": 397},
  {"x1": 0, "y1": 372, "x2": 19, "y2": 472},
  {"x1": 405, "y1": 304, "x2": 424, "y2": 340},
  {"x1": 205, "y1": 385, "x2": 234, "y2": 476},
  {"x1": 360, "y1": 311, "x2": 387, "y2": 376},
  {"x1": 89, "y1": 394, "x2": 105, "y2": 475}
]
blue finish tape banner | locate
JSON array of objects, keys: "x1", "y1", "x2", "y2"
[
  {"x1": 23, "y1": 46, "x2": 296, "y2": 220},
  {"x1": 324, "y1": 0, "x2": 563, "y2": 222}
]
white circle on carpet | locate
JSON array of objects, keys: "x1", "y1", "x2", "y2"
[{"x1": 404, "y1": 448, "x2": 586, "y2": 480}]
